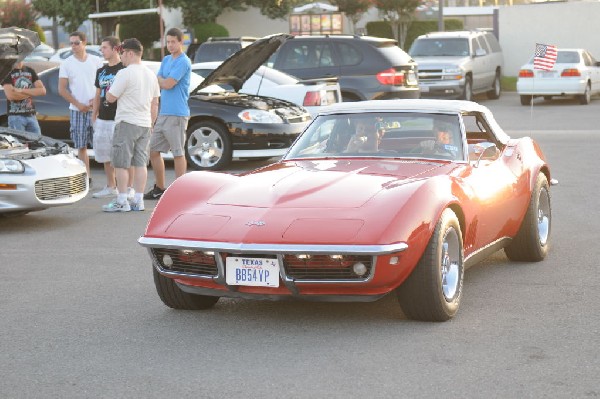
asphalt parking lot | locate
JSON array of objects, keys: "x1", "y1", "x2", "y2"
[{"x1": 1, "y1": 92, "x2": 599, "y2": 398}]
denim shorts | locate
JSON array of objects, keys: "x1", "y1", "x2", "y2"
[
  {"x1": 8, "y1": 115, "x2": 41, "y2": 136},
  {"x1": 69, "y1": 110, "x2": 94, "y2": 149}
]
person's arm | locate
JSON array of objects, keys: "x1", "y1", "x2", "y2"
[
  {"x1": 92, "y1": 87, "x2": 101, "y2": 123},
  {"x1": 58, "y1": 77, "x2": 90, "y2": 112},
  {"x1": 150, "y1": 96, "x2": 159, "y2": 125},
  {"x1": 20, "y1": 79, "x2": 46, "y2": 97},
  {"x1": 106, "y1": 92, "x2": 118, "y2": 104},
  {"x1": 157, "y1": 76, "x2": 178, "y2": 90},
  {"x1": 2, "y1": 83, "x2": 29, "y2": 101}
]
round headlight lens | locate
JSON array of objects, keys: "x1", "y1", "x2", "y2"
[{"x1": 238, "y1": 109, "x2": 283, "y2": 124}]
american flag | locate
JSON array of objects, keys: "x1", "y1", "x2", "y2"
[{"x1": 533, "y1": 43, "x2": 558, "y2": 71}]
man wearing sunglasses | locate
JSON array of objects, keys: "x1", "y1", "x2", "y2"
[{"x1": 58, "y1": 31, "x2": 104, "y2": 182}]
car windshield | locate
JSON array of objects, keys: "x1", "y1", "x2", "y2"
[
  {"x1": 409, "y1": 38, "x2": 470, "y2": 57},
  {"x1": 286, "y1": 112, "x2": 464, "y2": 161}
]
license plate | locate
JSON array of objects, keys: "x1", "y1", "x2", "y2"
[
  {"x1": 419, "y1": 85, "x2": 430, "y2": 93},
  {"x1": 226, "y1": 257, "x2": 280, "y2": 287},
  {"x1": 539, "y1": 71, "x2": 556, "y2": 78}
]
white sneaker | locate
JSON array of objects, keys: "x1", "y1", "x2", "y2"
[
  {"x1": 102, "y1": 198, "x2": 131, "y2": 212},
  {"x1": 127, "y1": 187, "x2": 135, "y2": 201},
  {"x1": 92, "y1": 186, "x2": 118, "y2": 198},
  {"x1": 129, "y1": 199, "x2": 145, "y2": 211}
]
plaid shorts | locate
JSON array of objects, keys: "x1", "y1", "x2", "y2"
[{"x1": 69, "y1": 110, "x2": 94, "y2": 149}]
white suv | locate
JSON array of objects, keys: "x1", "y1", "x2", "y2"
[{"x1": 409, "y1": 30, "x2": 504, "y2": 101}]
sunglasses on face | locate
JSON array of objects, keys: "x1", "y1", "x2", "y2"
[{"x1": 70, "y1": 41, "x2": 81, "y2": 46}]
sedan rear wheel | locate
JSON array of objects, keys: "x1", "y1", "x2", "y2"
[
  {"x1": 153, "y1": 268, "x2": 220, "y2": 310},
  {"x1": 520, "y1": 95, "x2": 533, "y2": 106},
  {"x1": 579, "y1": 82, "x2": 591, "y2": 105},
  {"x1": 185, "y1": 120, "x2": 232, "y2": 170},
  {"x1": 504, "y1": 173, "x2": 551, "y2": 261},
  {"x1": 396, "y1": 209, "x2": 464, "y2": 321}
]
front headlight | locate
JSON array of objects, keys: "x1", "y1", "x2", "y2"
[
  {"x1": 238, "y1": 109, "x2": 283, "y2": 124},
  {"x1": 444, "y1": 67, "x2": 463, "y2": 74},
  {"x1": 0, "y1": 159, "x2": 25, "y2": 173}
]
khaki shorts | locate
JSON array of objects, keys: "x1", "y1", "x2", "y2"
[
  {"x1": 111, "y1": 121, "x2": 151, "y2": 168},
  {"x1": 93, "y1": 119, "x2": 115, "y2": 163},
  {"x1": 149, "y1": 115, "x2": 189, "y2": 157}
]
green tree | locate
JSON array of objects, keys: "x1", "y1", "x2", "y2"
[
  {"x1": 330, "y1": 0, "x2": 372, "y2": 34},
  {"x1": 374, "y1": 0, "x2": 421, "y2": 48}
]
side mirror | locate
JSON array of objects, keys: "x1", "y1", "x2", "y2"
[{"x1": 469, "y1": 141, "x2": 498, "y2": 167}]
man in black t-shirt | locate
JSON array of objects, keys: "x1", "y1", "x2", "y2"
[
  {"x1": 91, "y1": 36, "x2": 133, "y2": 199},
  {"x1": 2, "y1": 61, "x2": 47, "y2": 135}
]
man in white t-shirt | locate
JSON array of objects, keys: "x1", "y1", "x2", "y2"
[
  {"x1": 102, "y1": 38, "x2": 160, "y2": 213},
  {"x1": 58, "y1": 31, "x2": 104, "y2": 181}
]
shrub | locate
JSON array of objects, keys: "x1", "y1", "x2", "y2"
[{"x1": 192, "y1": 22, "x2": 229, "y2": 44}]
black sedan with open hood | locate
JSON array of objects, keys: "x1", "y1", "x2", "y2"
[{"x1": 186, "y1": 33, "x2": 311, "y2": 170}]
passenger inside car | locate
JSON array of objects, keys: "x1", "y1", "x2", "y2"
[{"x1": 344, "y1": 118, "x2": 385, "y2": 153}]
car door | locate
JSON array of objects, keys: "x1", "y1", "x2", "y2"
[
  {"x1": 273, "y1": 39, "x2": 340, "y2": 80},
  {"x1": 460, "y1": 112, "x2": 523, "y2": 248},
  {"x1": 471, "y1": 36, "x2": 491, "y2": 91},
  {"x1": 582, "y1": 50, "x2": 600, "y2": 94},
  {"x1": 32, "y1": 68, "x2": 71, "y2": 141}
]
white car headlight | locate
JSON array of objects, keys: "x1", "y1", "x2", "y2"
[
  {"x1": 444, "y1": 67, "x2": 463, "y2": 74},
  {"x1": 0, "y1": 159, "x2": 25, "y2": 173},
  {"x1": 238, "y1": 109, "x2": 283, "y2": 124}
]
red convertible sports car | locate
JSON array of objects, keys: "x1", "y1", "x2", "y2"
[{"x1": 139, "y1": 99, "x2": 554, "y2": 321}]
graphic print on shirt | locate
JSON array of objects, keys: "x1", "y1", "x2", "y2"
[
  {"x1": 6, "y1": 70, "x2": 35, "y2": 115},
  {"x1": 95, "y1": 62, "x2": 125, "y2": 121}
]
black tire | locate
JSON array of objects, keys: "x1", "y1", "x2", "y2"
[
  {"x1": 153, "y1": 268, "x2": 220, "y2": 310},
  {"x1": 504, "y1": 173, "x2": 551, "y2": 262},
  {"x1": 396, "y1": 209, "x2": 464, "y2": 321},
  {"x1": 486, "y1": 71, "x2": 501, "y2": 99},
  {"x1": 579, "y1": 82, "x2": 591, "y2": 105},
  {"x1": 520, "y1": 95, "x2": 533, "y2": 106},
  {"x1": 185, "y1": 120, "x2": 232, "y2": 170},
  {"x1": 460, "y1": 76, "x2": 473, "y2": 101}
]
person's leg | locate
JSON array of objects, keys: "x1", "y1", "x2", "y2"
[
  {"x1": 133, "y1": 165, "x2": 148, "y2": 195},
  {"x1": 7, "y1": 115, "x2": 26, "y2": 131},
  {"x1": 104, "y1": 162, "x2": 116, "y2": 187},
  {"x1": 70, "y1": 110, "x2": 91, "y2": 177},
  {"x1": 25, "y1": 116, "x2": 41, "y2": 136},
  {"x1": 173, "y1": 155, "x2": 186, "y2": 178},
  {"x1": 149, "y1": 150, "x2": 166, "y2": 189}
]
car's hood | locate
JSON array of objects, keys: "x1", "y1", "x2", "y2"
[
  {"x1": 207, "y1": 159, "x2": 447, "y2": 209},
  {"x1": 190, "y1": 93, "x2": 309, "y2": 120},
  {"x1": 193, "y1": 33, "x2": 292, "y2": 93},
  {"x1": 0, "y1": 27, "x2": 39, "y2": 81},
  {"x1": 411, "y1": 55, "x2": 471, "y2": 68}
]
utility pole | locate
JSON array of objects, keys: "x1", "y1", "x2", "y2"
[{"x1": 438, "y1": 0, "x2": 444, "y2": 31}]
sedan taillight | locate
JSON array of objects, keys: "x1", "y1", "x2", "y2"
[
  {"x1": 519, "y1": 69, "x2": 534, "y2": 78},
  {"x1": 377, "y1": 68, "x2": 405, "y2": 85},
  {"x1": 303, "y1": 91, "x2": 322, "y2": 106},
  {"x1": 561, "y1": 68, "x2": 581, "y2": 77}
]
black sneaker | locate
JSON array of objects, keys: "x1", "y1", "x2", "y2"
[{"x1": 144, "y1": 184, "x2": 165, "y2": 200}]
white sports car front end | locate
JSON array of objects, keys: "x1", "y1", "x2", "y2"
[{"x1": 0, "y1": 128, "x2": 88, "y2": 215}]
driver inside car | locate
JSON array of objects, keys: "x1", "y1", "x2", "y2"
[
  {"x1": 418, "y1": 123, "x2": 460, "y2": 158},
  {"x1": 345, "y1": 118, "x2": 385, "y2": 153}
]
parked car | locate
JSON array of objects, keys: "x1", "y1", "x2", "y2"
[
  {"x1": 191, "y1": 61, "x2": 341, "y2": 116},
  {"x1": 48, "y1": 45, "x2": 102, "y2": 62},
  {"x1": 0, "y1": 28, "x2": 88, "y2": 216},
  {"x1": 193, "y1": 36, "x2": 257, "y2": 63},
  {"x1": 1, "y1": 35, "x2": 312, "y2": 170},
  {"x1": 268, "y1": 34, "x2": 419, "y2": 102},
  {"x1": 409, "y1": 30, "x2": 504, "y2": 101},
  {"x1": 0, "y1": 62, "x2": 203, "y2": 142},
  {"x1": 516, "y1": 48, "x2": 600, "y2": 105},
  {"x1": 139, "y1": 99, "x2": 554, "y2": 322}
]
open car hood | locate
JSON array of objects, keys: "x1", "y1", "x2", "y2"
[
  {"x1": 192, "y1": 33, "x2": 292, "y2": 94},
  {"x1": 0, "y1": 27, "x2": 39, "y2": 81}
]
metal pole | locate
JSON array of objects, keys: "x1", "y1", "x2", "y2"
[
  {"x1": 438, "y1": 0, "x2": 444, "y2": 31},
  {"x1": 158, "y1": 0, "x2": 165, "y2": 59}
]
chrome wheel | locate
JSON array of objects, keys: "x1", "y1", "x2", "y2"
[
  {"x1": 441, "y1": 227, "x2": 461, "y2": 301},
  {"x1": 537, "y1": 185, "x2": 551, "y2": 246},
  {"x1": 185, "y1": 121, "x2": 232, "y2": 170}
]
